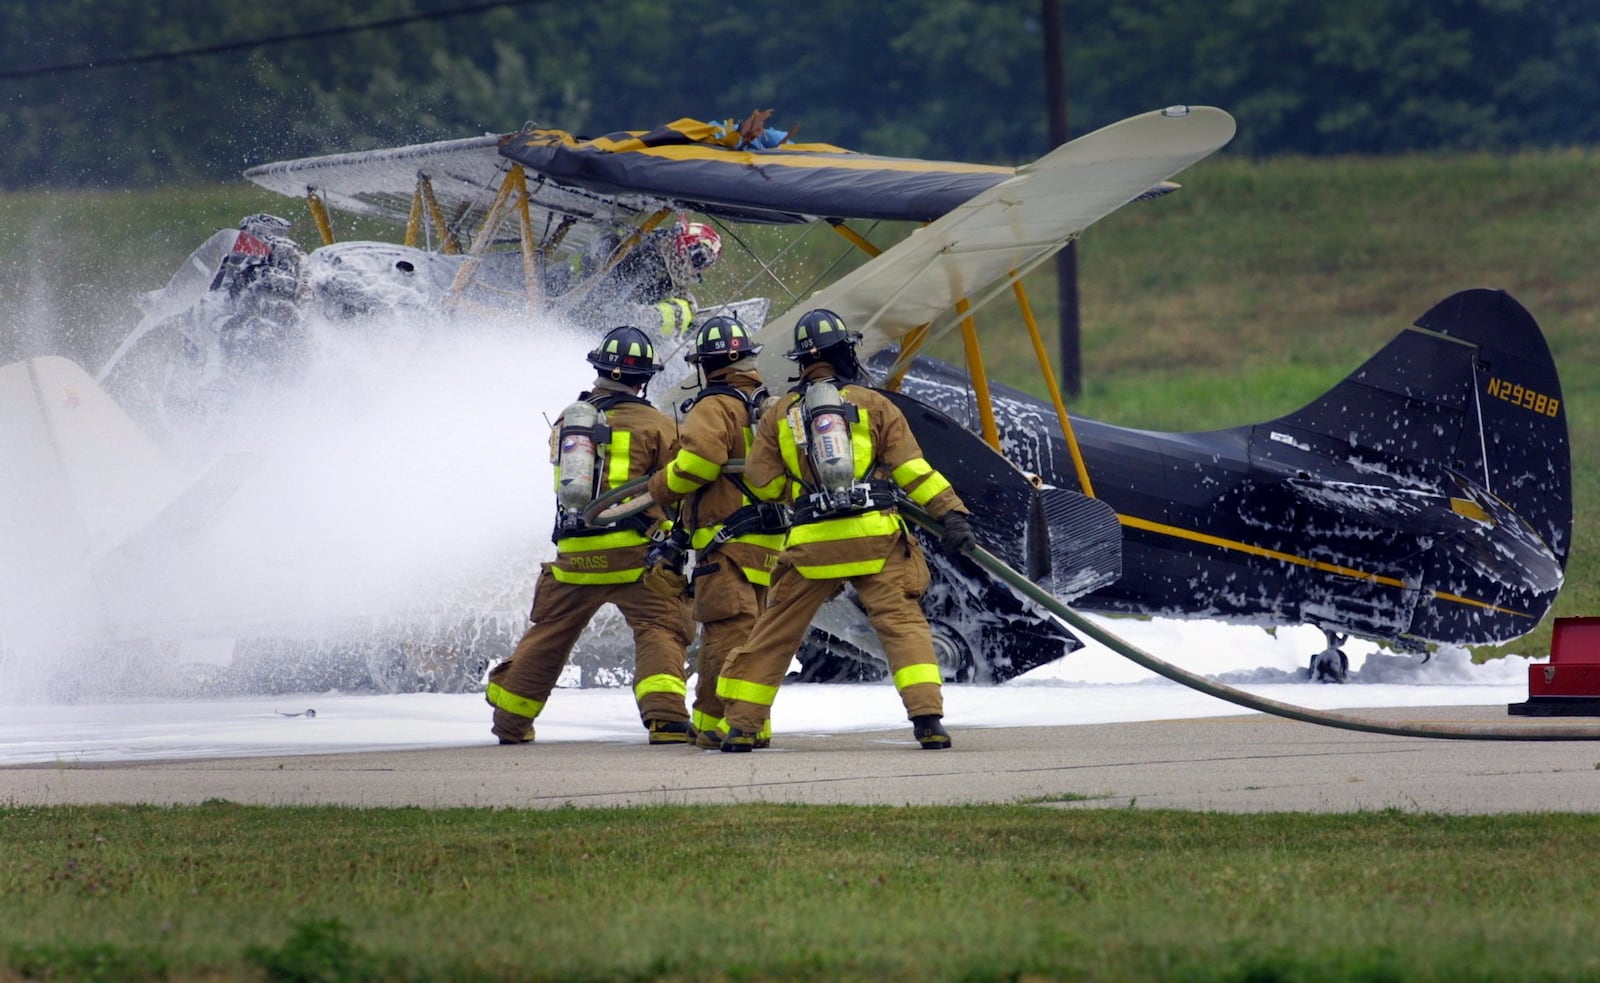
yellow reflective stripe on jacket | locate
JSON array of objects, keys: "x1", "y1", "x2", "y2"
[
  {"x1": 654, "y1": 297, "x2": 693, "y2": 335},
  {"x1": 667, "y1": 448, "x2": 721, "y2": 495},
  {"x1": 777, "y1": 418, "x2": 803, "y2": 486},
  {"x1": 894, "y1": 457, "x2": 952, "y2": 506},
  {"x1": 557, "y1": 529, "x2": 650, "y2": 552},
  {"x1": 634, "y1": 672, "x2": 688, "y2": 701},
  {"x1": 739, "y1": 563, "x2": 775, "y2": 586},
  {"x1": 486, "y1": 682, "x2": 545, "y2": 719},
  {"x1": 787, "y1": 511, "x2": 902, "y2": 578},
  {"x1": 690, "y1": 525, "x2": 784, "y2": 550},
  {"x1": 750, "y1": 471, "x2": 788, "y2": 500},
  {"x1": 893, "y1": 662, "x2": 943, "y2": 691},
  {"x1": 786, "y1": 509, "x2": 902, "y2": 545},
  {"x1": 606, "y1": 430, "x2": 633, "y2": 489},
  {"x1": 846, "y1": 404, "x2": 873, "y2": 480}
]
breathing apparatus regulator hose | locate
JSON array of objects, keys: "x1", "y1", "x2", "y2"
[{"x1": 582, "y1": 460, "x2": 750, "y2": 527}]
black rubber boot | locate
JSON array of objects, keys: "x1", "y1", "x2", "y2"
[
  {"x1": 646, "y1": 720, "x2": 695, "y2": 745},
  {"x1": 912, "y1": 715, "x2": 951, "y2": 750},
  {"x1": 720, "y1": 728, "x2": 758, "y2": 752}
]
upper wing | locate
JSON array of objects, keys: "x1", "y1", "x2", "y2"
[
  {"x1": 241, "y1": 133, "x2": 644, "y2": 255},
  {"x1": 497, "y1": 118, "x2": 1017, "y2": 225},
  {"x1": 750, "y1": 106, "x2": 1238, "y2": 382}
]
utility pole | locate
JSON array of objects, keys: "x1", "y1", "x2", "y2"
[{"x1": 1042, "y1": 0, "x2": 1080, "y2": 397}]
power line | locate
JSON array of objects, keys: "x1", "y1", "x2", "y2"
[{"x1": 0, "y1": 0, "x2": 560, "y2": 80}]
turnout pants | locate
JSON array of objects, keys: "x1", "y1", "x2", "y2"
[
  {"x1": 487, "y1": 563, "x2": 693, "y2": 743},
  {"x1": 689, "y1": 558, "x2": 767, "y2": 735},
  {"x1": 718, "y1": 540, "x2": 942, "y2": 735}
]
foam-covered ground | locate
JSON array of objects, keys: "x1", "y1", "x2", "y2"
[{"x1": 0, "y1": 617, "x2": 1536, "y2": 766}]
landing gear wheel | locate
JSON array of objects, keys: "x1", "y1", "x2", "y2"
[
  {"x1": 1309, "y1": 631, "x2": 1349, "y2": 683},
  {"x1": 929, "y1": 622, "x2": 975, "y2": 683}
]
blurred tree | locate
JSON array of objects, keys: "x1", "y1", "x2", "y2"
[{"x1": 3, "y1": 0, "x2": 1600, "y2": 188}]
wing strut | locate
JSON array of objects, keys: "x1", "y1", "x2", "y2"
[
  {"x1": 306, "y1": 189, "x2": 336, "y2": 246},
  {"x1": 829, "y1": 221, "x2": 882, "y2": 258},
  {"x1": 446, "y1": 164, "x2": 527, "y2": 299},
  {"x1": 551, "y1": 208, "x2": 674, "y2": 312},
  {"x1": 404, "y1": 173, "x2": 463, "y2": 254},
  {"x1": 824, "y1": 215, "x2": 1090, "y2": 482},
  {"x1": 1013, "y1": 273, "x2": 1095, "y2": 498},
  {"x1": 511, "y1": 166, "x2": 543, "y2": 306},
  {"x1": 829, "y1": 221, "x2": 939, "y2": 395},
  {"x1": 955, "y1": 297, "x2": 1001, "y2": 450}
]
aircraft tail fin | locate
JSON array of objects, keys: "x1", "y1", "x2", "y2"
[{"x1": 1260, "y1": 288, "x2": 1570, "y2": 642}]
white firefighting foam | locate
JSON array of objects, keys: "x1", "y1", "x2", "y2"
[{"x1": 1, "y1": 302, "x2": 603, "y2": 702}]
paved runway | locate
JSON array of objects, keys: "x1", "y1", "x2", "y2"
[{"x1": 5, "y1": 705, "x2": 1598, "y2": 813}]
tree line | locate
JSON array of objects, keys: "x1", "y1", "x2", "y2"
[{"x1": 3, "y1": 0, "x2": 1597, "y2": 189}]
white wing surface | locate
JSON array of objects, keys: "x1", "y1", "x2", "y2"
[{"x1": 752, "y1": 106, "x2": 1238, "y2": 381}]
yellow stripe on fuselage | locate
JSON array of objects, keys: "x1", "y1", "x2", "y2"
[{"x1": 1117, "y1": 514, "x2": 1536, "y2": 619}]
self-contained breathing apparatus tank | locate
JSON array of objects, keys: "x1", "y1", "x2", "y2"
[
  {"x1": 552, "y1": 400, "x2": 610, "y2": 512},
  {"x1": 795, "y1": 379, "x2": 863, "y2": 511}
]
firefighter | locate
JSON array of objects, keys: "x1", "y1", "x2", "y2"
[
  {"x1": 570, "y1": 220, "x2": 720, "y2": 335},
  {"x1": 643, "y1": 314, "x2": 786, "y2": 748},
  {"x1": 484, "y1": 325, "x2": 696, "y2": 745},
  {"x1": 715, "y1": 309, "x2": 978, "y2": 751}
]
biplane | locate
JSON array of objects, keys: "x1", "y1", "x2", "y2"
[{"x1": 2, "y1": 105, "x2": 1570, "y2": 695}]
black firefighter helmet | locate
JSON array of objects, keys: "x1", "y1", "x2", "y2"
[
  {"x1": 784, "y1": 308, "x2": 861, "y2": 361},
  {"x1": 587, "y1": 325, "x2": 663, "y2": 381},
  {"x1": 686, "y1": 314, "x2": 763, "y2": 366},
  {"x1": 785, "y1": 308, "x2": 865, "y2": 379}
]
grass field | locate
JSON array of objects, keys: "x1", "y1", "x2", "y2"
[{"x1": 7, "y1": 803, "x2": 1600, "y2": 982}]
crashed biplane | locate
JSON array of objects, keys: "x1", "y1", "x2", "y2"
[{"x1": 3, "y1": 105, "x2": 1570, "y2": 695}]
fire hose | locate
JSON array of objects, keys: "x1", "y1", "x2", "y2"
[
  {"x1": 897, "y1": 502, "x2": 1600, "y2": 742},
  {"x1": 585, "y1": 467, "x2": 1600, "y2": 740}
]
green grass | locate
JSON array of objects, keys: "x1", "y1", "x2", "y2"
[
  {"x1": 2, "y1": 150, "x2": 1597, "y2": 659},
  {"x1": 8, "y1": 803, "x2": 1600, "y2": 981}
]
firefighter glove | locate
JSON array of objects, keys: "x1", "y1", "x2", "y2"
[
  {"x1": 642, "y1": 561, "x2": 690, "y2": 598},
  {"x1": 941, "y1": 511, "x2": 977, "y2": 554},
  {"x1": 644, "y1": 530, "x2": 689, "y2": 572}
]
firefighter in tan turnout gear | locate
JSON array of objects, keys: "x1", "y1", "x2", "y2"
[
  {"x1": 716, "y1": 309, "x2": 978, "y2": 751},
  {"x1": 485, "y1": 325, "x2": 695, "y2": 746},
  {"x1": 643, "y1": 314, "x2": 786, "y2": 748}
]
